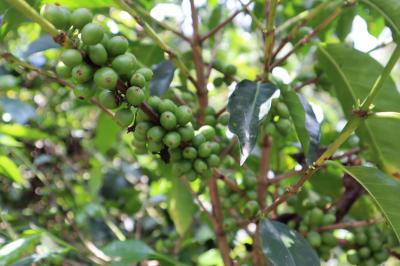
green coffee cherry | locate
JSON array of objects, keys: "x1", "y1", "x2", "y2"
[
  {"x1": 130, "y1": 73, "x2": 146, "y2": 87},
  {"x1": 160, "y1": 111, "x2": 177, "y2": 130},
  {"x1": 368, "y1": 238, "x2": 383, "y2": 252},
  {"x1": 218, "y1": 113, "x2": 230, "y2": 125},
  {"x1": 213, "y1": 77, "x2": 224, "y2": 87},
  {"x1": 176, "y1": 105, "x2": 193, "y2": 126},
  {"x1": 373, "y1": 250, "x2": 389, "y2": 262},
  {"x1": 73, "y1": 84, "x2": 94, "y2": 100},
  {"x1": 107, "y1": 36, "x2": 128, "y2": 56},
  {"x1": 207, "y1": 154, "x2": 220, "y2": 167},
  {"x1": 159, "y1": 99, "x2": 177, "y2": 113},
  {"x1": 136, "y1": 109, "x2": 150, "y2": 122},
  {"x1": 132, "y1": 138, "x2": 146, "y2": 149},
  {"x1": 133, "y1": 131, "x2": 146, "y2": 142},
  {"x1": 321, "y1": 214, "x2": 336, "y2": 226},
  {"x1": 61, "y1": 49, "x2": 82, "y2": 68},
  {"x1": 210, "y1": 142, "x2": 220, "y2": 154},
  {"x1": 185, "y1": 170, "x2": 197, "y2": 182},
  {"x1": 112, "y1": 53, "x2": 136, "y2": 75},
  {"x1": 98, "y1": 90, "x2": 117, "y2": 109},
  {"x1": 70, "y1": 8, "x2": 92, "y2": 29},
  {"x1": 276, "y1": 102, "x2": 290, "y2": 118},
  {"x1": 148, "y1": 141, "x2": 163, "y2": 153},
  {"x1": 307, "y1": 231, "x2": 322, "y2": 248},
  {"x1": 276, "y1": 118, "x2": 291, "y2": 136},
  {"x1": 198, "y1": 125, "x2": 216, "y2": 140},
  {"x1": 172, "y1": 160, "x2": 192, "y2": 175},
  {"x1": 204, "y1": 115, "x2": 216, "y2": 126},
  {"x1": 192, "y1": 134, "x2": 206, "y2": 147},
  {"x1": 88, "y1": 44, "x2": 108, "y2": 66},
  {"x1": 126, "y1": 86, "x2": 145, "y2": 106},
  {"x1": 358, "y1": 247, "x2": 371, "y2": 259},
  {"x1": 163, "y1": 132, "x2": 181, "y2": 149},
  {"x1": 43, "y1": 5, "x2": 70, "y2": 30},
  {"x1": 72, "y1": 63, "x2": 92, "y2": 83},
  {"x1": 136, "y1": 68, "x2": 153, "y2": 81},
  {"x1": 309, "y1": 208, "x2": 324, "y2": 227},
  {"x1": 135, "y1": 121, "x2": 152, "y2": 136},
  {"x1": 224, "y1": 64, "x2": 237, "y2": 76},
  {"x1": 148, "y1": 96, "x2": 161, "y2": 109},
  {"x1": 183, "y1": 147, "x2": 197, "y2": 160},
  {"x1": 355, "y1": 232, "x2": 368, "y2": 245},
  {"x1": 147, "y1": 126, "x2": 165, "y2": 142},
  {"x1": 198, "y1": 142, "x2": 213, "y2": 158},
  {"x1": 55, "y1": 62, "x2": 71, "y2": 78},
  {"x1": 346, "y1": 250, "x2": 360, "y2": 265},
  {"x1": 81, "y1": 23, "x2": 104, "y2": 45},
  {"x1": 114, "y1": 108, "x2": 134, "y2": 127},
  {"x1": 94, "y1": 67, "x2": 118, "y2": 90},
  {"x1": 243, "y1": 200, "x2": 259, "y2": 218},
  {"x1": 321, "y1": 232, "x2": 336, "y2": 246},
  {"x1": 264, "y1": 123, "x2": 276, "y2": 134},
  {"x1": 223, "y1": 218, "x2": 236, "y2": 232},
  {"x1": 364, "y1": 259, "x2": 377, "y2": 266},
  {"x1": 243, "y1": 175, "x2": 257, "y2": 188},
  {"x1": 194, "y1": 159, "x2": 208, "y2": 173},
  {"x1": 169, "y1": 149, "x2": 182, "y2": 162},
  {"x1": 204, "y1": 106, "x2": 216, "y2": 116},
  {"x1": 178, "y1": 125, "x2": 195, "y2": 142}
]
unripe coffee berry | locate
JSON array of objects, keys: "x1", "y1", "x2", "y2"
[
  {"x1": 198, "y1": 142, "x2": 213, "y2": 158},
  {"x1": 218, "y1": 113, "x2": 230, "y2": 125},
  {"x1": 71, "y1": 8, "x2": 92, "y2": 29},
  {"x1": 194, "y1": 159, "x2": 207, "y2": 173},
  {"x1": 176, "y1": 105, "x2": 193, "y2": 126},
  {"x1": 198, "y1": 125, "x2": 216, "y2": 140},
  {"x1": 112, "y1": 53, "x2": 136, "y2": 75},
  {"x1": 88, "y1": 44, "x2": 108, "y2": 66},
  {"x1": 147, "y1": 141, "x2": 163, "y2": 153},
  {"x1": 192, "y1": 134, "x2": 206, "y2": 147},
  {"x1": 163, "y1": 132, "x2": 181, "y2": 149},
  {"x1": 74, "y1": 84, "x2": 94, "y2": 100},
  {"x1": 136, "y1": 68, "x2": 153, "y2": 81},
  {"x1": 130, "y1": 73, "x2": 146, "y2": 87},
  {"x1": 55, "y1": 62, "x2": 71, "y2": 78},
  {"x1": 61, "y1": 49, "x2": 82, "y2": 68},
  {"x1": 81, "y1": 23, "x2": 104, "y2": 45},
  {"x1": 135, "y1": 121, "x2": 152, "y2": 136},
  {"x1": 98, "y1": 90, "x2": 117, "y2": 109},
  {"x1": 114, "y1": 108, "x2": 134, "y2": 127},
  {"x1": 276, "y1": 102, "x2": 290, "y2": 118},
  {"x1": 126, "y1": 86, "x2": 145, "y2": 106},
  {"x1": 178, "y1": 125, "x2": 195, "y2": 142},
  {"x1": 72, "y1": 63, "x2": 92, "y2": 83},
  {"x1": 107, "y1": 36, "x2": 128, "y2": 56},
  {"x1": 43, "y1": 5, "x2": 70, "y2": 30},
  {"x1": 94, "y1": 67, "x2": 118, "y2": 90},
  {"x1": 207, "y1": 154, "x2": 220, "y2": 167},
  {"x1": 160, "y1": 112, "x2": 177, "y2": 130},
  {"x1": 159, "y1": 99, "x2": 177, "y2": 113},
  {"x1": 147, "y1": 126, "x2": 165, "y2": 142},
  {"x1": 183, "y1": 147, "x2": 197, "y2": 160}
]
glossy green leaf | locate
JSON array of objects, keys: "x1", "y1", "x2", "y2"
[
  {"x1": 281, "y1": 89, "x2": 320, "y2": 163},
  {"x1": 228, "y1": 80, "x2": 277, "y2": 164},
  {"x1": 317, "y1": 44, "x2": 400, "y2": 175},
  {"x1": 150, "y1": 60, "x2": 175, "y2": 96},
  {"x1": 0, "y1": 124, "x2": 48, "y2": 140},
  {"x1": 94, "y1": 113, "x2": 120, "y2": 153},
  {"x1": 0, "y1": 134, "x2": 23, "y2": 147},
  {"x1": 103, "y1": 240, "x2": 154, "y2": 266},
  {"x1": 0, "y1": 235, "x2": 40, "y2": 266},
  {"x1": 259, "y1": 219, "x2": 320, "y2": 266},
  {"x1": 333, "y1": 163, "x2": 400, "y2": 241},
  {"x1": 360, "y1": 0, "x2": 400, "y2": 41},
  {"x1": 168, "y1": 174, "x2": 197, "y2": 236},
  {"x1": 0, "y1": 155, "x2": 26, "y2": 185},
  {"x1": 132, "y1": 43, "x2": 164, "y2": 66},
  {"x1": 41, "y1": 0, "x2": 116, "y2": 8},
  {"x1": 336, "y1": 7, "x2": 356, "y2": 41}
]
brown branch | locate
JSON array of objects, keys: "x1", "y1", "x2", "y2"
[
  {"x1": 208, "y1": 175, "x2": 234, "y2": 266},
  {"x1": 219, "y1": 138, "x2": 238, "y2": 159},
  {"x1": 269, "y1": 170, "x2": 303, "y2": 185},
  {"x1": 335, "y1": 173, "x2": 365, "y2": 221},
  {"x1": 214, "y1": 169, "x2": 245, "y2": 196},
  {"x1": 316, "y1": 219, "x2": 377, "y2": 232},
  {"x1": 294, "y1": 76, "x2": 321, "y2": 91},
  {"x1": 270, "y1": 7, "x2": 342, "y2": 69},
  {"x1": 330, "y1": 147, "x2": 361, "y2": 161},
  {"x1": 189, "y1": 0, "x2": 208, "y2": 124},
  {"x1": 216, "y1": 106, "x2": 227, "y2": 117}
]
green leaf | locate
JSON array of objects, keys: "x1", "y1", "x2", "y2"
[
  {"x1": 0, "y1": 235, "x2": 41, "y2": 266},
  {"x1": 317, "y1": 44, "x2": 400, "y2": 175},
  {"x1": 102, "y1": 240, "x2": 154, "y2": 266},
  {"x1": 94, "y1": 113, "x2": 120, "y2": 153},
  {"x1": 0, "y1": 134, "x2": 23, "y2": 147},
  {"x1": 281, "y1": 89, "x2": 320, "y2": 163},
  {"x1": 0, "y1": 155, "x2": 26, "y2": 185},
  {"x1": 259, "y1": 219, "x2": 320, "y2": 266},
  {"x1": 360, "y1": 0, "x2": 400, "y2": 41},
  {"x1": 227, "y1": 80, "x2": 277, "y2": 164},
  {"x1": 332, "y1": 163, "x2": 400, "y2": 241},
  {"x1": 336, "y1": 7, "x2": 356, "y2": 41},
  {"x1": 207, "y1": 5, "x2": 222, "y2": 30},
  {"x1": 131, "y1": 43, "x2": 164, "y2": 66},
  {"x1": 0, "y1": 124, "x2": 48, "y2": 140},
  {"x1": 150, "y1": 60, "x2": 175, "y2": 96},
  {"x1": 168, "y1": 175, "x2": 197, "y2": 236},
  {"x1": 41, "y1": 0, "x2": 116, "y2": 8}
]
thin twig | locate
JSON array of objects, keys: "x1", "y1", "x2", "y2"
[
  {"x1": 294, "y1": 76, "x2": 320, "y2": 91},
  {"x1": 316, "y1": 219, "x2": 377, "y2": 232}
]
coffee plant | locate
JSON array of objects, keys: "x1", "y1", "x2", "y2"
[{"x1": 1, "y1": 0, "x2": 400, "y2": 265}]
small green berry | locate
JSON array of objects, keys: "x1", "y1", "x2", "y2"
[
  {"x1": 61, "y1": 49, "x2": 82, "y2": 68},
  {"x1": 159, "y1": 99, "x2": 177, "y2": 113},
  {"x1": 194, "y1": 159, "x2": 208, "y2": 173},
  {"x1": 218, "y1": 113, "x2": 230, "y2": 125},
  {"x1": 163, "y1": 132, "x2": 181, "y2": 149},
  {"x1": 307, "y1": 231, "x2": 322, "y2": 248},
  {"x1": 136, "y1": 67, "x2": 153, "y2": 81},
  {"x1": 210, "y1": 142, "x2": 220, "y2": 154},
  {"x1": 55, "y1": 62, "x2": 71, "y2": 78},
  {"x1": 148, "y1": 96, "x2": 161, "y2": 109},
  {"x1": 94, "y1": 67, "x2": 118, "y2": 90},
  {"x1": 346, "y1": 250, "x2": 359, "y2": 265},
  {"x1": 176, "y1": 105, "x2": 193, "y2": 126},
  {"x1": 147, "y1": 141, "x2": 163, "y2": 153},
  {"x1": 74, "y1": 84, "x2": 94, "y2": 100},
  {"x1": 178, "y1": 125, "x2": 195, "y2": 142},
  {"x1": 198, "y1": 125, "x2": 216, "y2": 140},
  {"x1": 204, "y1": 115, "x2": 216, "y2": 126},
  {"x1": 160, "y1": 111, "x2": 177, "y2": 130},
  {"x1": 213, "y1": 77, "x2": 224, "y2": 87},
  {"x1": 147, "y1": 126, "x2": 165, "y2": 142},
  {"x1": 224, "y1": 64, "x2": 237, "y2": 76},
  {"x1": 309, "y1": 208, "x2": 324, "y2": 227},
  {"x1": 169, "y1": 149, "x2": 182, "y2": 162},
  {"x1": 198, "y1": 142, "x2": 213, "y2": 158},
  {"x1": 358, "y1": 247, "x2": 371, "y2": 259},
  {"x1": 112, "y1": 53, "x2": 136, "y2": 75},
  {"x1": 81, "y1": 23, "x2": 104, "y2": 45},
  {"x1": 276, "y1": 102, "x2": 290, "y2": 118},
  {"x1": 88, "y1": 44, "x2": 108, "y2": 66},
  {"x1": 135, "y1": 109, "x2": 150, "y2": 122},
  {"x1": 135, "y1": 121, "x2": 152, "y2": 135},
  {"x1": 126, "y1": 86, "x2": 145, "y2": 106},
  {"x1": 207, "y1": 154, "x2": 220, "y2": 167},
  {"x1": 321, "y1": 232, "x2": 336, "y2": 246},
  {"x1": 115, "y1": 108, "x2": 134, "y2": 127},
  {"x1": 192, "y1": 134, "x2": 206, "y2": 147},
  {"x1": 72, "y1": 63, "x2": 92, "y2": 83},
  {"x1": 98, "y1": 90, "x2": 117, "y2": 109},
  {"x1": 243, "y1": 200, "x2": 259, "y2": 218},
  {"x1": 107, "y1": 36, "x2": 128, "y2": 56},
  {"x1": 130, "y1": 73, "x2": 146, "y2": 87},
  {"x1": 183, "y1": 147, "x2": 197, "y2": 160},
  {"x1": 276, "y1": 118, "x2": 291, "y2": 136},
  {"x1": 71, "y1": 8, "x2": 92, "y2": 29},
  {"x1": 205, "y1": 106, "x2": 216, "y2": 116},
  {"x1": 355, "y1": 232, "x2": 368, "y2": 245},
  {"x1": 43, "y1": 5, "x2": 70, "y2": 30}
]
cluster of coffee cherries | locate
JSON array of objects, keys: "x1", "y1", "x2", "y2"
[
  {"x1": 287, "y1": 194, "x2": 337, "y2": 260},
  {"x1": 345, "y1": 225, "x2": 396, "y2": 266},
  {"x1": 132, "y1": 104, "x2": 232, "y2": 179},
  {"x1": 45, "y1": 4, "x2": 153, "y2": 128},
  {"x1": 263, "y1": 97, "x2": 291, "y2": 136},
  {"x1": 212, "y1": 60, "x2": 237, "y2": 87}
]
